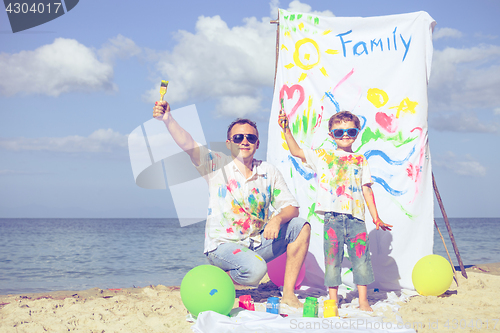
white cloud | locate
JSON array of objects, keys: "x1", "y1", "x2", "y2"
[
  {"x1": 433, "y1": 27, "x2": 463, "y2": 40},
  {"x1": 0, "y1": 35, "x2": 140, "y2": 97},
  {"x1": 433, "y1": 151, "x2": 487, "y2": 177},
  {"x1": 429, "y1": 45, "x2": 500, "y2": 114},
  {"x1": 0, "y1": 129, "x2": 127, "y2": 153},
  {"x1": 216, "y1": 95, "x2": 264, "y2": 118},
  {"x1": 98, "y1": 34, "x2": 141, "y2": 64},
  {"x1": 495, "y1": 107, "x2": 500, "y2": 115},
  {"x1": 144, "y1": 0, "x2": 333, "y2": 118},
  {"x1": 286, "y1": 0, "x2": 335, "y2": 17},
  {"x1": 430, "y1": 112, "x2": 499, "y2": 133}
]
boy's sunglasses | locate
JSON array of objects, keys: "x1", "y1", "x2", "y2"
[
  {"x1": 331, "y1": 128, "x2": 359, "y2": 138},
  {"x1": 231, "y1": 134, "x2": 259, "y2": 144}
]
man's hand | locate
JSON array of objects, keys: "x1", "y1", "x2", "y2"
[
  {"x1": 374, "y1": 218, "x2": 393, "y2": 231},
  {"x1": 263, "y1": 218, "x2": 281, "y2": 240},
  {"x1": 153, "y1": 100, "x2": 170, "y2": 121}
]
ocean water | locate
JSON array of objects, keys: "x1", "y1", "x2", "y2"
[{"x1": 0, "y1": 218, "x2": 498, "y2": 295}]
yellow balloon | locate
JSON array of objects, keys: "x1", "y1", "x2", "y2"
[{"x1": 412, "y1": 255, "x2": 453, "y2": 296}]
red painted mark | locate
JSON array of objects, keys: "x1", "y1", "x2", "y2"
[
  {"x1": 233, "y1": 249, "x2": 242, "y2": 255},
  {"x1": 326, "y1": 228, "x2": 339, "y2": 264},
  {"x1": 375, "y1": 112, "x2": 398, "y2": 133},
  {"x1": 279, "y1": 84, "x2": 305, "y2": 119},
  {"x1": 336, "y1": 185, "x2": 353, "y2": 200},
  {"x1": 227, "y1": 179, "x2": 238, "y2": 192},
  {"x1": 332, "y1": 68, "x2": 355, "y2": 94},
  {"x1": 350, "y1": 233, "x2": 367, "y2": 258}
]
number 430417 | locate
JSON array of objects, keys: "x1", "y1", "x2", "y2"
[
  {"x1": 5, "y1": 2, "x2": 62, "y2": 14},
  {"x1": 443, "y1": 319, "x2": 498, "y2": 330}
]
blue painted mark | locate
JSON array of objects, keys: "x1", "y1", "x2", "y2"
[
  {"x1": 209, "y1": 289, "x2": 218, "y2": 296},
  {"x1": 372, "y1": 176, "x2": 406, "y2": 196},
  {"x1": 218, "y1": 184, "x2": 227, "y2": 198},
  {"x1": 364, "y1": 144, "x2": 415, "y2": 166},
  {"x1": 358, "y1": 115, "x2": 367, "y2": 131},
  {"x1": 325, "y1": 92, "x2": 340, "y2": 113},
  {"x1": 289, "y1": 156, "x2": 315, "y2": 180}
]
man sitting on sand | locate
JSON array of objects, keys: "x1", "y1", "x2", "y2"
[{"x1": 153, "y1": 101, "x2": 311, "y2": 308}]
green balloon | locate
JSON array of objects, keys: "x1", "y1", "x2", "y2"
[
  {"x1": 180, "y1": 265, "x2": 236, "y2": 317},
  {"x1": 412, "y1": 254, "x2": 453, "y2": 296}
]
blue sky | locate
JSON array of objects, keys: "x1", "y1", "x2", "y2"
[{"x1": 1, "y1": 0, "x2": 499, "y2": 218}]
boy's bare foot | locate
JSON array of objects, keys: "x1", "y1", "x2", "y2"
[
  {"x1": 359, "y1": 301, "x2": 373, "y2": 312},
  {"x1": 281, "y1": 293, "x2": 303, "y2": 309}
]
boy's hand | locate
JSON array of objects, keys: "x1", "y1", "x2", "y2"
[
  {"x1": 278, "y1": 109, "x2": 289, "y2": 130},
  {"x1": 374, "y1": 218, "x2": 392, "y2": 231}
]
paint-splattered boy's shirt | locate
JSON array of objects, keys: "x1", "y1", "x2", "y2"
[
  {"x1": 303, "y1": 149, "x2": 372, "y2": 221},
  {"x1": 195, "y1": 146, "x2": 299, "y2": 254}
]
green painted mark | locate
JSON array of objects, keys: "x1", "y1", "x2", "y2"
[
  {"x1": 290, "y1": 14, "x2": 295, "y2": 21},
  {"x1": 297, "y1": 14, "x2": 302, "y2": 20},
  {"x1": 307, "y1": 203, "x2": 321, "y2": 223},
  {"x1": 343, "y1": 268, "x2": 353, "y2": 276},
  {"x1": 309, "y1": 184, "x2": 316, "y2": 191},
  {"x1": 355, "y1": 127, "x2": 418, "y2": 153},
  {"x1": 391, "y1": 197, "x2": 416, "y2": 220},
  {"x1": 314, "y1": 17, "x2": 319, "y2": 25}
]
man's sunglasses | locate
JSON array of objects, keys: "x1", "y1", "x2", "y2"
[
  {"x1": 331, "y1": 128, "x2": 360, "y2": 138},
  {"x1": 231, "y1": 134, "x2": 259, "y2": 144}
]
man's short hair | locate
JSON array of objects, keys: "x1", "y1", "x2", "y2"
[
  {"x1": 328, "y1": 111, "x2": 361, "y2": 130},
  {"x1": 227, "y1": 118, "x2": 259, "y2": 140}
]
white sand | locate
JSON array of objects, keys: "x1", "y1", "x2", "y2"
[{"x1": 1, "y1": 264, "x2": 499, "y2": 333}]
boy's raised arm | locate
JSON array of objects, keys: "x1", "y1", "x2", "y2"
[
  {"x1": 278, "y1": 109, "x2": 306, "y2": 163},
  {"x1": 153, "y1": 100, "x2": 201, "y2": 166}
]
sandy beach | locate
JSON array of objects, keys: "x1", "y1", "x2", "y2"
[{"x1": 1, "y1": 263, "x2": 499, "y2": 333}]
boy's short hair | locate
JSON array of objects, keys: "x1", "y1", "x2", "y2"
[
  {"x1": 328, "y1": 111, "x2": 361, "y2": 130},
  {"x1": 227, "y1": 118, "x2": 259, "y2": 139}
]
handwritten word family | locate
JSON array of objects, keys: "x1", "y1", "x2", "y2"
[{"x1": 336, "y1": 27, "x2": 412, "y2": 61}]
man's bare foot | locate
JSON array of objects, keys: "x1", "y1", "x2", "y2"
[
  {"x1": 281, "y1": 293, "x2": 303, "y2": 309},
  {"x1": 359, "y1": 301, "x2": 373, "y2": 312}
]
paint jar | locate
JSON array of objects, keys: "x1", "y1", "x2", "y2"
[
  {"x1": 303, "y1": 297, "x2": 318, "y2": 317},
  {"x1": 238, "y1": 295, "x2": 255, "y2": 311},
  {"x1": 266, "y1": 297, "x2": 280, "y2": 314},
  {"x1": 323, "y1": 299, "x2": 338, "y2": 318}
]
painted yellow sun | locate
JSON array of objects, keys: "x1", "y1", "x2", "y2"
[{"x1": 283, "y1": 30, "x2": 339, "y2": 82}]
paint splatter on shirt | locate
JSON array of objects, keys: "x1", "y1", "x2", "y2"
[
  {"x1": 196, "y1": 146, "x2": 299, "y2": 253},
  {"x1": 304, "y1": 149, "x2": 372, "y2": 221}
]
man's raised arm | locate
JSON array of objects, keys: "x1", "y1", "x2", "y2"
[{"x1": 153, "y1": 100, "x2": 201, "y2": 166}]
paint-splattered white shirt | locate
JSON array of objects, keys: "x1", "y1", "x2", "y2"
[
  {"x1": 195, "y1": 146, "x2": 299, "y2": 253},
  {"x1": 304, "y1": 149, "x2": 373, "y2": 221}
]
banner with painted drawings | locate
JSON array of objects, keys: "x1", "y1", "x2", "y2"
[{"x1": 267, "y1": 10, "x2": 436, "y2": 290}]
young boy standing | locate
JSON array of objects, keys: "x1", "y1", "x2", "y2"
[{"x1": 278, "y1": 110, "x2": 392, "y2": 311}]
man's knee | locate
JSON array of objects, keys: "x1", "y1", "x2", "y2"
[{"x1": 234, "y1": 256, "x2": 268, "y2": 286}]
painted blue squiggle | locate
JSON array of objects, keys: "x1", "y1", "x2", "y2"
[
  {"x1": 364, "y1": 144, "x2": 416, "y2": 166},
  {"x1": 289, "y1": 156, "x2": 315, "y2": 180},
  {"x1": 358, "y1": 115, "x2": 367, "y2": 131},
  {"x1": 325, "y1": 92, "x2": 340, "y2": 113},
  {"x1": 372, "y1": 176, "x2": 406, "y2": 196}
]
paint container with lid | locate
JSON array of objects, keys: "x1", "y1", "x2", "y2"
[
  {"x1": 323, "y1": 299, "x2": 339, "y2": 318},
  {"x1": 303, "y1": 297, "x2": 318, "y2": 317},
  {"x1": 238, "y1": 295, "x2": 255, "y2": 311},
  {"x1": 266, "y1": 296, "x2": 280, "y2": 314}
]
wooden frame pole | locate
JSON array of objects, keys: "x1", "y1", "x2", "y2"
[
  {"x1": 432, "y1": 172, "x2": 467, "y2": 278},
  {"x1": 270, "y1": 15, "x2": 279, "y2": 91}
]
